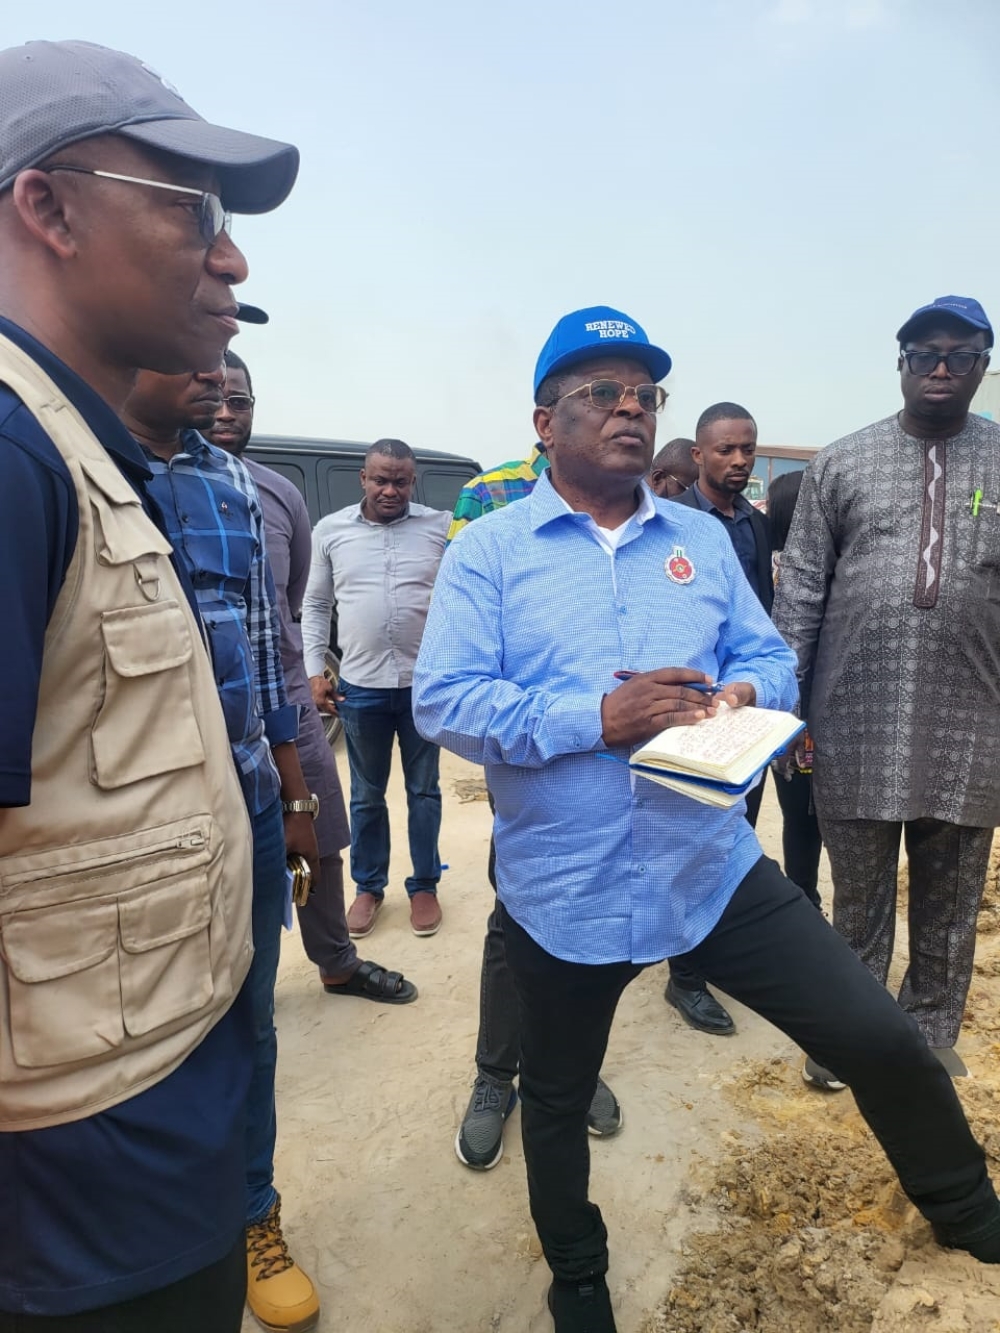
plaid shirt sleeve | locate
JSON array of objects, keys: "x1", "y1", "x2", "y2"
[
  {"x1": 447, "y1": 480, "x2": 489, "y2": 544},
  {"x1": 229, "y1": 455, "x2": 298, "y2": 746}
]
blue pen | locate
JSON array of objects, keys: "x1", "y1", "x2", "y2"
[{"x1": 613, "y1": 670, "x2": 723, "y2": 694}]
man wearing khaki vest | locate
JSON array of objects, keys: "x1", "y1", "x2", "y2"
[{"x1": 0, "y1": 39, "x2": 298, "y2": 1333}]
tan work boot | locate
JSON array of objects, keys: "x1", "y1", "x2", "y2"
[{"x1": 246, "y1": 1199, "x2": 320, "y2": 1332}]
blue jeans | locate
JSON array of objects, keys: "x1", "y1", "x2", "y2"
[
  {"x1": 338, "y1": 680, "x2": 441, "y2": 898},
  {"x1": 245, "y1": 799, "x2": 287, "y2": 1225}
]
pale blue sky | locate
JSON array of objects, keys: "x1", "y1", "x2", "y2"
[{"x1": 8, "y1": 1, "x2": 1000, "y2": 464}]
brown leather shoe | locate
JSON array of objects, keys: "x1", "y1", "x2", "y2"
[
  {"x1": 409, "y1": 891, "x2": 442, "y2": 937},
  {"x1": 346, "y1": 892, "x2": 383, "y2": 939}
]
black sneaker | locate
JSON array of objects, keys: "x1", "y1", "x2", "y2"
[
  {"x1": 802, "y1": 1055, "x2": 847, "y2": 1091},
  {"x1": 586, "y1": 1077, "x2": 623, "y2": 1138},
  {"x1": 455, "y1": 1076, "x2": 517, "y2": 1170},
  {"x1": 547, "y1": 1275, "x2": 616, "y2": 1332}
]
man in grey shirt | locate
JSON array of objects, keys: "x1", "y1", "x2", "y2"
[
  {"x1": 773, "y1": 295, "x2": 999, "y2": 1087},
  {"x1": 303, "y1": 439, "x2": 449, "y2": 940}
]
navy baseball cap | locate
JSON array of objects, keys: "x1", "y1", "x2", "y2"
[
  {"x1": 0, "y1": 40, "x2": 298, "y2": 213},
  {"x1": 897, "y1": 295, "x2": 994, "y2": 348},
  {"x1": 236, "y1": 303, "x2": 269, "y2": 325},
  {"x1": 533, "y1": 305, "x2": 672, "y2": 395}
]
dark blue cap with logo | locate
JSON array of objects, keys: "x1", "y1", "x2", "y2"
[
  {"x1": 897, "y1": 295, "x2": 994, "y2": 348},
  {"x1": 533, "y1": 305, "x2": 672, "y2": 395}
]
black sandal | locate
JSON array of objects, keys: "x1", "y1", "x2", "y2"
[{"x1": 322, "y1": 959, "x2": 418, "y2": 1005}]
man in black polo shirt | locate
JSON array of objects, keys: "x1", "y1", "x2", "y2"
[{"x1": 664, "y1": 403, "x2": 774, "y2": 1037}]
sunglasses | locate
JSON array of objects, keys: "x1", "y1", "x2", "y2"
[
  {"x1": 221, "y1": 394, "x2": 255, "y2": 412},
  {"x1": 901, "y1": 349, "x2": 988, "y2": 377},
  {"x1": 45, "y1": 166, "x2": 231, "y2": 247}
]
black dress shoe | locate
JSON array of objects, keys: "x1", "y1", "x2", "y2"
[
  {"x1": 547, "y1": 1275, "x2": 617, "y2": 1332},
  {"x1": 665, "y1": 978, "x2": 736, "y2": 1035}
]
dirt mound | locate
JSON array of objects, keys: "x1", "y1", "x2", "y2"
[
  {"x1": 451, "y1": 776, "x2": 490, "y2": 802},
  {"x1": 643, "y1": 1059, "x2": 1000, "y2": 1333}
]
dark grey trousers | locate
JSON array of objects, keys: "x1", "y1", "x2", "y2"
[{"x1": 819, "y1": 815, "x2": 993, "y2": 1047}]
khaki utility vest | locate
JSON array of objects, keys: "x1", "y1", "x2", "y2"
[{"x1": 0, "y1": 333, "x2": 254, "y2": 1131}]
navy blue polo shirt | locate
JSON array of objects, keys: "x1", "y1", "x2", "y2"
[
  {"x1": 691, "y1": 482, "x2": 764, "y2": 604},
  {"x1": 0, "y1": 318, "x2": 253, "y2": 1316}
]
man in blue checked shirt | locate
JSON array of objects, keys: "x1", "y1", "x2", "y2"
[
  {"x1": 123, "y1": 367, "x2": 322, "y2": 1333},
  {"x1": 413, "y1": 305, "x2": 1000, "y2": 1333}
]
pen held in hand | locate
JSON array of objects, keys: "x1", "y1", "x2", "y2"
[{"x1": 612, "y1": 670, "x2": 723, "y2": 694}]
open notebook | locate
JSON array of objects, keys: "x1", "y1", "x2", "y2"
[{"x1": 629, "y1": 704, "x2": 804, "y2": 808}]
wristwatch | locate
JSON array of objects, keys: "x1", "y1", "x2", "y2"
[{"x1": 281, "y1": 793, "x2": 320, "y2": 818}]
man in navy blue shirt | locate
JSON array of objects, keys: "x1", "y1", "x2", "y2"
[
  {"x1": 685, "y1": 403, "x2": 773, "y2": 613},
  {"x1": 660, "y1": 405, "x2": 774, "y2": 1037},
  {"x1": 0, "y1": 39, "x2": 297, "y2": 1333}
]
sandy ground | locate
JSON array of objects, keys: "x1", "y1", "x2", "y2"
[{"x1": 246, "y1": 746, "x2": 1000, "y2": 1333}]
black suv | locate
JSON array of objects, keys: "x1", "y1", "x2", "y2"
[{"x1": 245, "y1": 434, "x2": 482, "y2": 525}]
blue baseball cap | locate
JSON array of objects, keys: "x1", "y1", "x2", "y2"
[
  {"x1": 897, "y1": 295, "x2": 994, "y2": 348},
  {"x1": 533, "y1": 305, "x2": 672, "y2": 395}
]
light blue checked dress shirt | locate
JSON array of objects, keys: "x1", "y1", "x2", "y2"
[
  {"x1": 413, "y1": 470, "x2": 799, "y2": 965},
  {"x1": 145, "y1": 430, "x2": 297, "y2": 816}
]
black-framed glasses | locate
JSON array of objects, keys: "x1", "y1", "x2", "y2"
[
  {"x1": 220, "y1": 394, "x2": 255, "y2": 412},
  {"x1": 556, "y1": 379, "x2": 669, "y2": 415},
  {"x1": 901, "y1": 349, "x2": 988, "y2": 377},
  {"x1": 45, "y1": 166, "x2": 232, "y2": 246}
]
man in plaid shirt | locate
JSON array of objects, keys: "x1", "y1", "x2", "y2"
[
  {"x1": 123, "y1": 367, "x2": 322, "y2": 1333},
  {"x1": 446, "y1": 445, "x2": 550, "y2": 542}
]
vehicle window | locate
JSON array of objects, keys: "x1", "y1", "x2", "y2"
[
  {"x1": 253, "y1": 458, "x2": 308, "y2": 501},
  {"x1": 319, "y1": 460, "x2": 362, "y2": 516},
  {"x1": 770, "y1": 456, "x2": 807, "y2": 481},
  {"x1": 419, "y1": 467, "x2": 476, "y2": 512}
]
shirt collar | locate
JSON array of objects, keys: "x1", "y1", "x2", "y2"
[
  {"x1": 141, "y1": 427, "x2": 213, "y2": 468},
  {"x1": 353, "y1": 499, "x2": 413, "y2": 526},
  {"x1": 528, "y1": 445, "x2": 550, "y2": 475},
  {"x1": 528, "y1": 467, "x2": 659, "y2": 532},
  {"x1": 692, "y1": 481, "x2": 753, "y2": 519},
  {"x1": 0, "y1": 316, "x2": 152, "y2": 484}
]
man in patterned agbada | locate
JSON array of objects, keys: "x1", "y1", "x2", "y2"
[{"x1": 773, "y1": 295, "x2": 997, "y2": 1087}]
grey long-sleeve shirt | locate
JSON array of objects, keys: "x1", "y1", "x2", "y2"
[{"x1": 301, "y1": 501, "x2": 449, "y2": 688}]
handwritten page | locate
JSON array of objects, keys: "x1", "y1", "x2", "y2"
[{"x1": 631, "y1": 704, "x2": 803, "y2": 786}]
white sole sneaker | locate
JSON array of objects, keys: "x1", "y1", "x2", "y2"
[{"x1": 802, "y1": 1056, "x2": 847, "y2": 1091}]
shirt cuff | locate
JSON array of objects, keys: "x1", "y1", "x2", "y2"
[
  {"x1": 304, "y1": 650, "x2": 327, "y2": 677},
  {"x1": 263, "y1": 702, "x2": 300, "y2": 747},
  {"x1": 542, "y1": 693, "x2": 606, "y2": 760}
]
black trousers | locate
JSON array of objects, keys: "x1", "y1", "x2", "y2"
[
  {"x1": 0, "y1": 1234, "x2": 246, "y2": 1333},
  {"x1": 773, "y1": 769, "x2": 822, "y2": 907},
  {"x1": 501, "y1": 855, "x2": 999, "y2": 1283},
  {"x1": 669, "y1": 770, "x2": 766, "y2": 990}
]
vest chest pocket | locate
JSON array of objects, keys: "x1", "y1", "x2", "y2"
[
  {"x1": 0, "y1": 824, "x2": 217, "y2": 1070},
  {"x1": 92, "y1": 601, "x2": 207, "y2": 789}
]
